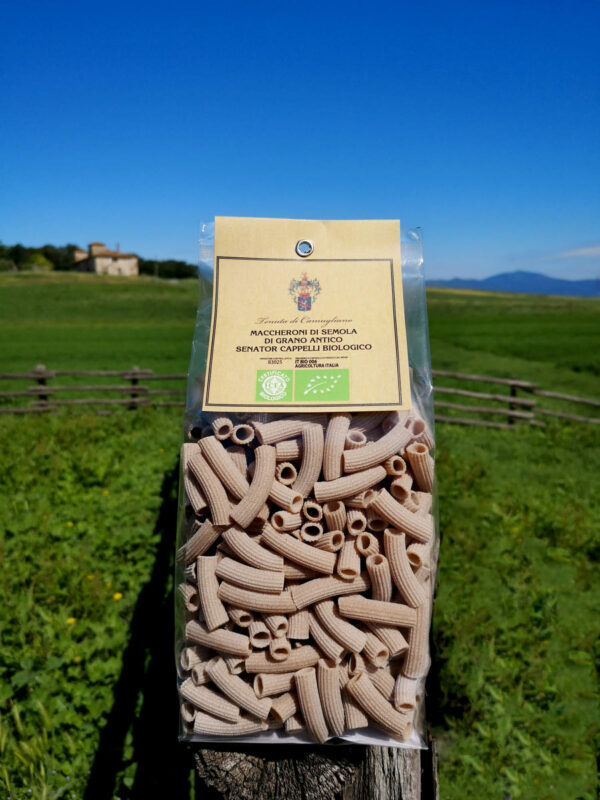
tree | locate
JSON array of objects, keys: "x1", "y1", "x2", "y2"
[{"x1": 20, "y1": 253, "x2": 54, "y2": 271}]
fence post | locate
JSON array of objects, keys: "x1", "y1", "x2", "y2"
[
  {"x1": 33, "y1": 363, "x2": 49, "y2": 407},
  {"x1": 129, "y1": 365, "x2": 140, "y2": 410},
  {"x1": 508, "y1": 378, "x2": 517, "y2": 425}
]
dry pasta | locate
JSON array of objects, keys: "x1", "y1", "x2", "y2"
[
  {"x1": 346, "y1": 672, "x2": 411, "y2": 740},
  {"x1": 274, "y1": 439, "x2": 303, "y2": 461},
  {"x1": 211, "y1": 417, "x2": 233, "y2": 440},
  {"x1": 288, "y1": 608, "x2": 310, "y2": 639},
  {"x1": 290, "y1": 572, "x2": 370, "y2": 610},
  {"x1": 313, "y1": 600, "x2": 367, "y2": 653},
  {"x1": 337, "y1": 595, "x2": 418, "y2": 628},
  {"x1": 269, "y1": 637, "x2": 292, "y2": 661},
  {"x1": 293, "y1": 424, "x2": 324, "y2": 497},
  {"x1": 185, "y1": 620, "x2": 251, "y2": 658},
  {"x1": 384, "y1": 531, "x2": 427, "y2": 608},
  {"x1": 308, "y1": 611, "x2": 345, "y2": 662},
  {"x1": 199, "y1": 436, "x2": 250, "y2": 499},
  {"x1": 226, "y1": 606, "x2": 254, "y2": 627},
  {"x1": 262, "y1": 613, "x2": 288, "y2": 638},
  {"x1": 206, "y1": 657, "x2": 272, "y2": 720},
  {"x1": 369, "y1": 489, "x2": 434, "y2": 543},
  {"x1": 248, "y1": 620, "x2": 271, "y2": 648},
  {"x1": 215, "y1": 556, "x2": 285, "y2": 594},
  {"x1": 179, "y1": 678, "x2": 240, "y2": 722},
  {"x1": 275, "y1": 461, "x2": 298, "y2": 485},
  {"x1": 268, "y1": 481, "x2": 304, "y2": 513},
  {"x1": 323, "y1": 413, "x2": 352, "y2": 480},
  {"x1": 193, "y1": 711, "x2": 268, "y2": 737},
  {"x1": 221, "y1": 526, "x2": 284, "y2": 571},
  {"x1": 188, "y1": 451, "x2": 231, "y2": 526},
  {"x1": 261, "y1": 525, "x2": 336, "y2": 574},
  {"x1": 317, "y1": 659, "x2": 345, "y2": 737},
  {"x1": 197, "y1": 557, "x2": 229, "y2": 630},
  {"x1": 294, "y1": 667, "x2": 329, "y2": 744},
  {"x1": 217, "y1": 582, "x2": 297, "y2": 614},
  {"x1": 245, "y1": 644, "x2": 321, "y2": 674},
  {"x1": 314, "y1": 466, "x2": 387, "y2": 503},
  {"x1": 322, "y1": 500, "x2": 346, "y2": 532},
  {"x1": 230, "y1": 445, "x2": 276, "y2": 528},
  {"x1": 270, "y1": 691, "x2": 299, "y2": 724},
  {"x1": 366, "y1": 554, "x2": 393, "y2": 602},
  {"x1": 336, "y1": 540, "x2": 361, "y2": 581},
  {"x1": 177, "y1": 519, "x2": 220, "y2": 565},
  {"x1": 313, "y1": 531, "x2": 344, "y2": 552},
  {"x1": 253, "y1": 671, "x2": 295, "y2": 697},
  {"x1": 342, "y1": 421, "x2": 412, "y2": 474}
]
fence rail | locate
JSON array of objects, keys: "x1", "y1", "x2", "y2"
[{"x1": 0, "y1": 365, "x2": 598, "y2": 428}]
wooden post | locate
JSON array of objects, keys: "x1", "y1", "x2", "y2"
[
  {"x1": 129, "y1": 365, "x2": 140, "y2": 410},
  {"x1": 33, "y1": 363, "x2": 49, "y2": 408},
  {"x1": 508, "y1": 379, "x2": 517, "y2": 425},
  {"x1": 194, "y1": 738, "x2": 438, "y2": 799}
]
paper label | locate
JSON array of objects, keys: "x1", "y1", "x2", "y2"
[{"x1": 202, "y1": 217, "x2": 411, "y2": 412}]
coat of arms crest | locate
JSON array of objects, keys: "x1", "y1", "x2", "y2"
[{"x1": 289, "y1": 272, "x2": 321, "y2": 311}]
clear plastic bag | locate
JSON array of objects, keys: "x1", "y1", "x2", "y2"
[{"x1": 175, "y1": 220, "x2": 436, "y2": 747}]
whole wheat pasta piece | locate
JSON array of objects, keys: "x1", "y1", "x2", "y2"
[
  {"x1": 403, "y1": 492, "x2": 421, "y2": 514},
  {"x1": 226, "y1": 606, "x2": 254, "y2": 628},
  {"x1": 186, "y1": 620, "x2": 251, "y2": 658},
  {"x1": 245, "y1": 644, "x2": 321, "y2": 674},
  {"x1": 217, "y1": 582, "x2": 296, "y2": 614},
  {"x1": 178, "y1": 582, "x2": 200, "y2": 613},
  {"x1": 177, "y1": 519, "x2": 220, "y2": 565},
  {"x1": 365, "y1": 621, "x2": 409, "y2": 657},
  {"x1": 270, "y1": 510, "x2": 303, "y2": 531},
  {"x1": 294, "y1": 667, "x2": 329, "y2": 743},
  {"x1": 350, "y1": 413, "x2": 386, "y2": 434},
  {"x1": 336, "y1": 540, "x2": 361, "y2": 581},
  {"x1": 180, "y1": 645, "x2": 211, "y2": 672},
  {"x1": 383, "y1": 454, "x2": 407, "y2": 476},
  {"x1": 230, "y1": 445, "x2": 276, "y2": 529},
  {"x1": 261, "y1": 525, "x2": 336, "y2": 574},
  {"x1": 314, "y1": 466, "x2": 387, "y2": 504},
  {"x1": 221, "y1": 525, "x2": 284, "y2": 572},
  {"x1": 268, "y1": 481, "x2": 303, "y2": 513},
  {"x1": 223, "y1": 656, "x2": 245, "y2": 675},
  {"x1": 262, "y1": 614, "x2": 288, "y2": 638},
  {"x1": 408, "y1": 413, "x2": 435, "y2": 450},
  {"x1": 275, "y1": 461, "x2": 298, "y2": 485},
  {"x1": 197, "y1": 556, "x2": 230, "y2": 631},
  {"x1": 390, "y1": 473, "x2": 413, "y2": 501},
  {"x1": 322, "y1": 500, "x2": 347, "y2": 532},
  {"x1": 394, "y1": 675, "x2": 419, "y2": 713},
  {"x1": 283, "y1": 562, "x2": 319, "y2": 581},
  {"x1": 215, "y1": 556, "x2": 285, "y2": 594},
  {"x1": 323, "y1": 413, "x2": 352, "y2": 480},
  {"x1": 307, "y1": 611, "x2": 345, "y2": 662},
  {"x1": 179, "y1": 678, "x2": 241, "y2": 722},
  {"x1": 314, "y1": 600, "x2": 367, "y2": 653},
  {"x1": 355, "y1": 532, "x2": 379, "y2": 557},
  {"x1": 270, "y1": 691, "x2": 299, "y2": 724},
  {"x1": 406, "y1": 541, "x2": 431, "y2": 569},
  {"x1": 415, "y1": 565, "x2": 431, "y2": 584},
  {"x1": 344, "y1": 491, "x2": 374, "y2": 509},
  {"x1": 384, "y1": 531, "x2": 427, "y2": 608},
  {"x1": 188, "y1": 452, "x2": 231, "y2": 526},
  {"x1": 285, "y1": 712, "x2": 306, "y2": 733},
  {"x1": 414, "y1": 491, "x2": 433, "y2": 515},
  {"x1": 275, "y1": 439, "x2": 303, "y2": 461},
  {"x1": 317, "y1": 659, "x2": 345, "y2": 737},
  {"x1": 366, "y1": 554, "x2": 393, "y2": 602},
  {"x1": 342, "y1": 687, "x2": 369, "y2": 730},
  {"x1": 313, "y1": 531, "x2": 344, "y2": 553},
  {"x1": 181, "y1": 701, "x2": 196, "y2": 724},
  {"x1": 288, "y1": 608, "x2": 310, "y2": 640},
  {"x1": 367, "y1": 665, "x2": 395, "y2": 700},
  {"x1": 381, "y1": 410, "x2": 411, "y2": 434},
  {"x1": 369, "y1": 489, "x2": 434, "y2": 543},
  {"x1": 293, "y1": 424, "x2": 325, "y2": 498},
  {"x1": 248, "y1": 620, "x2": 271, "y2": 649},
  {"x1": 347, "y1": 651, "x2": 366, "y2": 675},
  {"x1": 212, "y1": 417, "x2": 234, "y2": 441},
  {"x1": 300, "y1": 521, "x2": 323, "y2": 543},
  {"x1": 200, "y1": 436, "x2": 250, "y2": 500},
  {"x1": 193, "y1": 711, "x2": 268, "y2": 736},
  {"x1": 290, "y1": 572, "x2": 370, "y2": 610},
  {"x1": 338, "y1": 595, "x2": 417, "y2": 628},
  {"x1": 226, "y1": 446, "x2": 248, "y2": 477},
  {"x1": 342, "y1": 422, "x2": 413, "y2": 474},
  {"x1": 403, "y1": 594, "x2": 432, "y2": 679},
  {"x1": 183, "y1": 469, "x2": 208, "y2": 515},
  {"x1": 269, "y1": 637, "x2": 292, "y2": 661},
  {"x1": 346, "y1": 672, "x2": 411, "y2": 740},
  {"x1": 231, "y1": 424, "x2": 255, "y2": 446},
  {"x1": 191, "y1": 661, "x2": 211, "y2": 686},
  {"x1": 362, "y1": 628, "x2": 390, "y2": 667},
  {"x1": 184, "y1": 562, "x2": 197, "y2": 584},
  {"x1": 206, "y1": 657, "x2": 272, "y2": 720},
  {"x1": 344, "y1": 429, "x2": 368, "y2": 449},
  {"x1": 302, "y1": 500, "x2": 323, "y2": 521},
  {"x1": 253, "y1": 671, "x2": 295, "y2": 698},
  {"x1": 255, "y1": 420, "x2": 309, "y2": 445},
  {"x1": 346, "y1": 509, "x2": 367, "y2": 535},
  {"x1": 366, "y1": 508, "x2": 387, "y2": 533}
]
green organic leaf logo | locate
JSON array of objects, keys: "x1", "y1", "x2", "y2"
[{"x1": 303, "y1": 373, "x2": 343, "y2": 396}]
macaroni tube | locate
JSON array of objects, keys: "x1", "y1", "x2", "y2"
[
  {"x1": 230, "y1": 445, "x2": 276, "y2": 529},
  {"x1": 323, "y1": 413, "x2": 352, "y2": 480},
  {"x1": 294, "y1": 667, "x2": 329, "y2": 744},
  {"x1": 197, "y1": 556, "x2": 230, "y2": 631},
  {"x1": 314, "y1": 466, "x2": 386, "y2": 504}
]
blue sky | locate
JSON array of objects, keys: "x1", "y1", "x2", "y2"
[{"x1": 1, "y1": 0, "x2": 598, "y2": 280}]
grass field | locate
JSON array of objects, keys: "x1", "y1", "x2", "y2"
[{"x1": 0, "y1": 273, "x2": 598, "y2": 800}]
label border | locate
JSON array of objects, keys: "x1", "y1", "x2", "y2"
[{"x1": 204, "y1": 256, "x2": 403, "y2": 410}]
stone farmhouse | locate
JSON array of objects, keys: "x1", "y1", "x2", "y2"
[{"x1": 73, "y1": 242, "x2": 139, "y2": 276}]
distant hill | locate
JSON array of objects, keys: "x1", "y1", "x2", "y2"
[{"x1": 427, "y1": 270, "x2": 598, "y2": 298}]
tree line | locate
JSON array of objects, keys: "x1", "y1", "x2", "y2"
[{"x1": 0, "y1": 242, "x2": 198, "y2": 279}]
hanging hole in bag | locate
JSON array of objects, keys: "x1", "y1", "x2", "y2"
[{"x1": 295, "y1": 239, "x2": 314, "y2": 257}]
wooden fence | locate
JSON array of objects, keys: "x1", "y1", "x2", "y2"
[{"x1": 0, "y1": 364, "x2": 598, "y2": 428}]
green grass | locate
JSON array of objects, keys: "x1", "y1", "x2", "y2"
[{"x1": 0, "y1": 274, "x2": 598, "y2": 799}]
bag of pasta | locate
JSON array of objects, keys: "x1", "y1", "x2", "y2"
[{"x1": 175, "y1": 217, "x2": 436, "y2": 747}]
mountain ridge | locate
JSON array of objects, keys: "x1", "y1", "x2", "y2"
[{"x1": 427, "y1": 270, "x2": 597, "y2": 297}]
